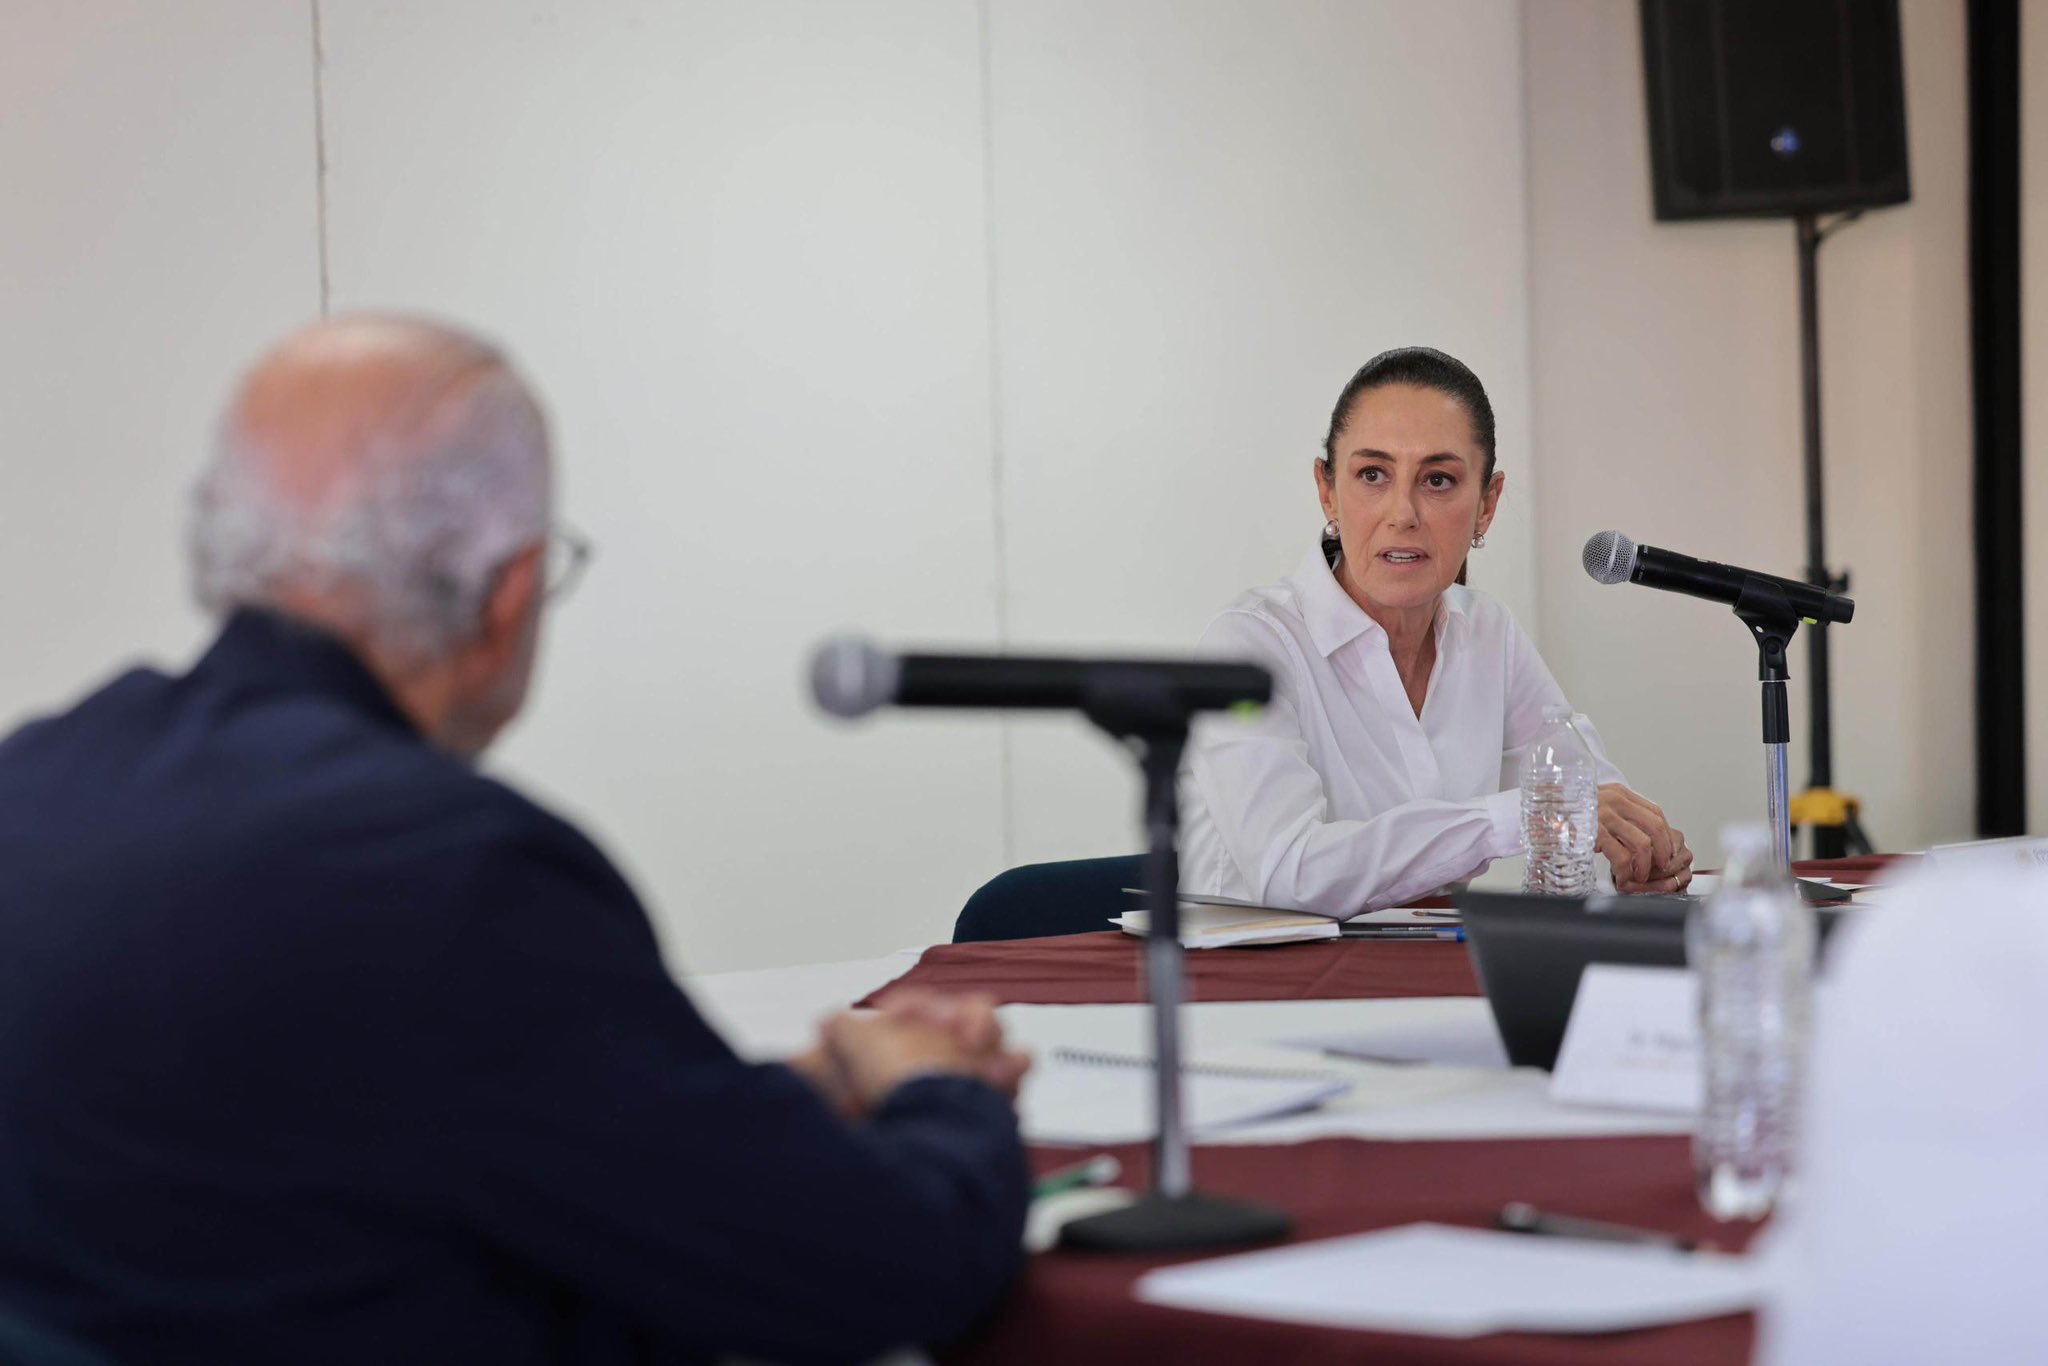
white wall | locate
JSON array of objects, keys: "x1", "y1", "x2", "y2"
[
  {"x1": 0, "y1": 1, "x2": 1979, "y2": 972},
  {"x1": 1524, "y1": 0, "x2": 1973, "y2": 864},
  {"x1": 0, "y1": 0, "x2": 1538, "y2": 971},
  {"x1": 308, "y1": 0, "x2": 1540, "y2": 971},
  {"x1": 0, "y1": 2, "x2": 316, "y2": 727},
  {"x1": 985, "y1": 0, "x2": 1539, "y2": 865},
  {"x1": 316, "y1": 0, "x2": 1010, "y2": 973}
]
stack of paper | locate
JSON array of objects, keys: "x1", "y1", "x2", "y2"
[
  {"x1": 1114, "y1": 891, "x2": 1346, "y2": 947},
  {"x1": 1112, "y1": 901, "x2": 1340, "y2": 948},
  {"x1": 1136, "y1": 1224, "x2": 1759, "y2": 1336},
  {"x1": 1022, "y1": 1046, "x2": 1350, "y2": 1145}
]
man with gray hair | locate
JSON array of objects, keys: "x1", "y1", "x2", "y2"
[{"x1": 0, "y1": 315, "x2": 1032, "y2": 1365}]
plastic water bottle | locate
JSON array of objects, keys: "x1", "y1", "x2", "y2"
[
  {"x1": 1520, "y1": 705, "x2": 1599, "y2": 897},
  {"x1": 1686, "y1": 823, "x2": 1816, "y2": 1221}
]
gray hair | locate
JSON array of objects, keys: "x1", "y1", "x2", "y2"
[{"x1": 189, "y1": 360, "x2": 551, "y2": 664}]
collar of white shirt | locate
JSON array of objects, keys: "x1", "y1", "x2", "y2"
[{"x1": 1287, "y1": 544, "x2": 1470, "y2": 660}]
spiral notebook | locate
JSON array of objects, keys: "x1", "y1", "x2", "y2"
[{"x1": 1021, "y1": 1045, "x2": 1351, "y2": 1145}]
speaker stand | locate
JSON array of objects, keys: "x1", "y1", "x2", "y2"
[{"x1": 1793, "y1": 211, "x2": 1873, "y2": 859}]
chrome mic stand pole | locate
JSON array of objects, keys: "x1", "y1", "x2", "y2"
[
  {"x1": 1764, "y1": 683, "x2": 1794, "y2": 873},
  {"x1": 1139, "y1": 734, "x2": 1190, "y2": 1198},
  {"x1": 1060, "y1": 678, "x2": 1289, "y2": 1252}
]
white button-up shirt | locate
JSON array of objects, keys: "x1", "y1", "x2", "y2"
[{"x1": 1179, "y1": 545, "x2": 1623, "y2": 917}]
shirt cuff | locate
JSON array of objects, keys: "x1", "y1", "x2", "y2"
[{"x1": 1485, "y1": 787, "x2": 1525, "y2": 859}]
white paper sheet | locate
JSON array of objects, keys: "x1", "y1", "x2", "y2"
[
  {"x1": 1021, "y1": 1047, "x2": 1350, "y2": 1145},
  {"x1": 1137, "y1": 1224, "x2": 1760, "y2": 1337},
  {"x1": 1000, "y1": 1001, "x2": 1694, "y2": 1143},
  {"x1": 1220, "y1": 1068, "x2": 1695, "y2": 1143},
  {"x1": 1278, "y1": 997, "x2": 1509, "y2": 1069}
]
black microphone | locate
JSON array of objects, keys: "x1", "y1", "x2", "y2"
[
  {"x1": 810, "y1": 637, "x2": 1271, "y2": 719},
  {"x1": 1581, "y1": 531, "x2": 1854, "y2": 626}
]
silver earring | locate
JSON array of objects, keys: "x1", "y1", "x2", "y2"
[
  {"x1": 1323, "y1": 520, "x2": 1338, "y2": 540},
  {"x1": 1470, "y1": 532, "x2": 1486, "y2": 549}
]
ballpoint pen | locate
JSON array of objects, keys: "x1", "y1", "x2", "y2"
[
  {"x1": 1339, "y1": 926, "x2": 1466, "y2": 942},
  {"x1": 1496, "y1": 1201, "x2": 1706, "y2": 1253}
]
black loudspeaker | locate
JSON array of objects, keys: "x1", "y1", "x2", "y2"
[{"x1": 1640, "y1": 0, "x2": 1911, "y2": 220}]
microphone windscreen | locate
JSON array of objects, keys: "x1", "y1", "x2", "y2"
[
  {"x1": 1581, "y1": 530, "x2": 1637, "y2": 585},
  {"x1": 810, "y1": 636, "x2": 899, "y2": 718}
]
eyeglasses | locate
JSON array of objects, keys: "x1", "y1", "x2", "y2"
[{"x1": 543, "y1": 523, "x2": 595, "y2": 602}]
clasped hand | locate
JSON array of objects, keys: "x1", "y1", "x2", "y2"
[
  {"x1": 1596, "y1": 783, "x2": 1693, "y2": 894},
  {"x1": 790, "y1": 988, "x2": 1031, "y2": 1120}
]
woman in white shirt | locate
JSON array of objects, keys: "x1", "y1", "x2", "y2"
[{"x1": 1181, "y1": 347, "x2": 1692, "y2": 917}]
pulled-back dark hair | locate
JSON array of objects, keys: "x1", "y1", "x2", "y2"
[
  {"x1": 1320, "y1": 346, "x2": 1497, "y2": 481},
  {"x1": 1320, "y1": 347, "x2": 1498, "y2": 584}
]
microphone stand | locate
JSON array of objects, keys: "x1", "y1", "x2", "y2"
[
  {"x1": 1058, "y1": 672, "x2": 1291, "y2": 1251},
  {"x1": 1734, "y1": 581, "x2": 1803, "y2": 873}
]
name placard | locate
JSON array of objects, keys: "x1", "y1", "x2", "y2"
[{"x1": 1549, "y1": 965, "x2": 1701, "y2": 1115}]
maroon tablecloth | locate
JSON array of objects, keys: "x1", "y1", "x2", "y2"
[
  {"x1": 943, "y1": 1139, "x2": 1760, "y2": 1366},
  {"x1": 872, "y1": 857, "x2": 1899, "y2": 1009},
  {"x1": 864, "y1": 933, "x2": 1479, "y2": 1006},
  {"x1": 908, "y1": 856, "x2": 1901, "y2": 1365},
  {"x1": 1791, "y1": 854, "x2": 1901, "y2": 882}
]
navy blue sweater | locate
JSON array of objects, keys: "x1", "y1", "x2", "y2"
[{"x1": 0, "y1": 611, "x2": 1027, "y2": 1364}]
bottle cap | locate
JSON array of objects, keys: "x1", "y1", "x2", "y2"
[
  {"x1": 1720, "y1": 822, "x2": 1771, "y2": 856},
  {"x1": 1541, "y1": 703, "x2": 1573, "y2": 723}
]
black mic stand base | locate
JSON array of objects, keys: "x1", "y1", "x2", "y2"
[{"x1": 1060, "y1": 1191, "x2": 1293, "y2": 1252}]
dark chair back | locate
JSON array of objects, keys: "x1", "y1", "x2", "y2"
[{"x1": 951, "y1": 855, "x2": 1144, "y2": 943}]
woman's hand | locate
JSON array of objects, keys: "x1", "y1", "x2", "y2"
[{"x1": 1596, "y1": 784, "x2": 1693, "y2": 894}]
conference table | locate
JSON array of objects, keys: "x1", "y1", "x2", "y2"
[{"x1": 691, "y1": 857, "x2": 1892, "y2": 1366}]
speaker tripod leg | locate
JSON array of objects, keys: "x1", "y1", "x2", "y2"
[{"x1": 1843, "y1": 808, "x2": 1874, "y2": 858}]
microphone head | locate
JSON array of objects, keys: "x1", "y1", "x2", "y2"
[
  {"x1": 1581, "y1": 530, "x2": 1637, "y2": 586},
  {"x1": 809, "y1": 635, "x2": 900, "y2": 719}
]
